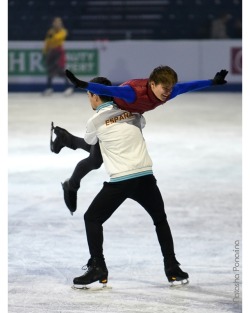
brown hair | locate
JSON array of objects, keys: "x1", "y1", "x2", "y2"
[
  {"x1": 89, "y1": 76, "x2": 113, "y2": 102},
  {"x1": 149, "y1": 65, "x2": 178, "y2": 86}
]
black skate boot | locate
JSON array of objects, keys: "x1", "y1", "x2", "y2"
[
  {"x1": 50, "y1": 122, "x2": 75, "y2": 154},
  {"x1": 164, "y1": 258, "x2": 189, "y2": 286},
  {"x1": 61, "y1": 179, "x2": 78, "y2": 215},
  {"x1": 72, "y1": 257, "x2": 109, "y2": 290}
]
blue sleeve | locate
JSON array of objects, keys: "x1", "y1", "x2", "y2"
[
  {"x1": 169, "y1": 80, "x2": 213, "y2": 100},
  {"x1": 86, "y1": 83, "x2": 136, "y2": 103}
]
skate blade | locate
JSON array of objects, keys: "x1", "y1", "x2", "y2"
[
  {"x1": 50, "y1": 122, "x2": 55, "y2": 152},
  {"x1": 169, "y1": 279, "x2": 189, "y2": 288},
  {"x1": 71, "y1": 283, "x2": 112, "y2": 291}
]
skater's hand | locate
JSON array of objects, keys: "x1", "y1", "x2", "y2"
[
  {"x1": 212, "y1": 69, "x2": 228, "y2": 85},
  {"x1": 65, "y1": 69, "x2": 88, "y2": 89}
]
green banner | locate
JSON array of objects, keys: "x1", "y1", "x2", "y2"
[{"x1": 8, "y1": 49, "x2": 99, "y2": 76}]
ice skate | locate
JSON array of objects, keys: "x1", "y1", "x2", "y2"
[
  {"x1": 63, "y1": 86, "x2": 74, "y2": 97},
  {"x1": 42, "y1": 87, "x2": 53, "y2": 96},
  {"x1": 50, "y1": 122, "x2": 55, "y2": 152},
  {"x1": 165, "y1": 263, "x2": 189, "y2": 287},
  {"x1": 72, "y1": 257, "x2": 111, "y2": 291},
  {"x1": 61, "y1": 179, "x2": 78, "y2": 215},
  {"x1": 50, "y1": 122, "x2": 75, "y2": 154},
  {"x1": 164, "y1": 257, "x2": 189, "y2": 287}
]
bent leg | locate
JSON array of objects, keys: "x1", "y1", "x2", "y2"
[
  {"x1": 52, "y1": 125, "x2": 91, "y2": 153},
  {"x1": 62, "y1": 143, "x2": 103, "y2": 212},
  {"x1": 69, "y1": 143, "x2": 103, "y2": 189},
  {"x1": 70, "y1": 135, "x2": 91, "y2": 152}
]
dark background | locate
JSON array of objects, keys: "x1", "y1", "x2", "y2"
[{"x1": 8, "y1": 0, "x2": 242, "y2": 41}]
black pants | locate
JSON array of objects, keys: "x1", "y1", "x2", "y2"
[
  {"x1": 84, "y1": 175, "x2": 176, "y2": 263},
  {"x1": 69, "y1": 142, "x2": 103, "y2": 190}
]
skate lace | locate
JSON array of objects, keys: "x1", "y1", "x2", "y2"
[
  {"x1": 81, "y1": 259, "x2": 92, "y2": 271},
  {"x1": 81, "y1": 265, "x2": 87, "y2": 271}
]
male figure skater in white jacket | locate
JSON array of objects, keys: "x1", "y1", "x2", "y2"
[{"x1": 71, "y1": 76, "x2": 188, "y2": 289}]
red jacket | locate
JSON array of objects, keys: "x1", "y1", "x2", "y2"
[{"x1": 114, "y1": 79, "x2": 166, "y2": 114}]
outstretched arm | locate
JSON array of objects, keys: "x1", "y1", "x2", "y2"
[
  {"x1": 170, "y1": 79, "x2": 212, "y2": 99},
  {"x1": 169, "y1": 69, "x2": 228, "y2": 100},
  {"x1": 87, "y1": 83, "x2": 135, "y2": 103},
  {"x1": 65, "y1": 69, "x2": 136, "y2": 103}
]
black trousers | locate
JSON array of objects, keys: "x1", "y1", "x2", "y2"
[
  {"x1": 69, "y1": 142, "x2": 103, "y2": 190},
  {"x1": 84, "y1": 175, "x2": 176, "y2": 263}
]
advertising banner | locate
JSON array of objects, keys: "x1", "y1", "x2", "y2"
[{"x1": 8, "y1": 48, "x2": 98, "y2": 78}]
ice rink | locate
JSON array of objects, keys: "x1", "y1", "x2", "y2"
[{"x1": 8, "y1": 91, "x2": 242, "y2": 313}]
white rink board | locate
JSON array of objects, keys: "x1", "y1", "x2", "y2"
[
  {"x1": 8, "y1": 40, "x2": 242, "y2": 83},
  {"x1": 8, "y1": 92, "x2": 242, "y2": 313}
]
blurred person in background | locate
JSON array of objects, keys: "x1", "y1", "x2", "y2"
[
  {"x1": 43, "y1": 17, "x2": 73, "y2": 96},
  {"x1": 231, "y1": 18, "x2": 242, "y2": 39},
  {"x1": 210, "y1": 12, "x2": 232, "y2": 39}
]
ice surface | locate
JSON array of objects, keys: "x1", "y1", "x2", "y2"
[{"x1": 8, "y1": 92, "x2": 242, "y2": 313}]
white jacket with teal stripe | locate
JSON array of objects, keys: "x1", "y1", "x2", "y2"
[{"x1": 84, "y1": 101, "x2": 153, "y2": 182}]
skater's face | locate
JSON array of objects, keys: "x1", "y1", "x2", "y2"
[{"x1": 150, "y1": 82, "x2": 173, "y2": 102}]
